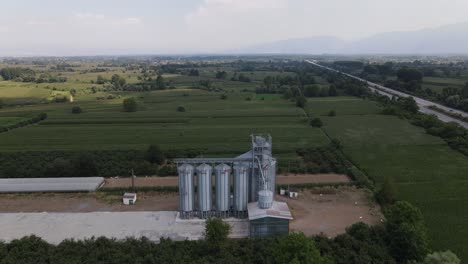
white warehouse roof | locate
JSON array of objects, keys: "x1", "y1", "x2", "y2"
[
  {"x1": 0, "y1": 177, "x2": 105, "y2": 193},
  {"x1": 247, "y1": 201, "x2": 293, "y2": 221}
]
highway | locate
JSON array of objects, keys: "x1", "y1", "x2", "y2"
[{"x1": 305, "y1": 60, "x2": 468, "y2": 129}]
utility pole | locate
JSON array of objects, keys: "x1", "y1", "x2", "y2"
[{"x1": 131, "y1": 169, "x2": 136, "y2": 193}]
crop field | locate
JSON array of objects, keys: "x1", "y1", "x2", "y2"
[
  {"x1": 308, "y1": 102, "x2": 468, "y2": 259},
  {"x1": 305, "y1": 97, "x2": 381, "y2": 116},
  {"x1": 422, "y1": 76, "x2": 467, "y2": 93},
  {"x1": 0, "y1": 88, "x2": 328, "y2": 155}
]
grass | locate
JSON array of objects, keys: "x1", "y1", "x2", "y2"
[{"x1": 312, "y1": 105, "x2": 468, "y2": 260}]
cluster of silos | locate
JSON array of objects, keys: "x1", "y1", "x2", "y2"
[
  {"x1": 177, "y1": 162, "x2": 250, "y2": 219},
  {"x1": 176, "y1": 135, "x2": 277, "y2": 219}
]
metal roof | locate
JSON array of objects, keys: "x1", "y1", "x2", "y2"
[
  {"x1": 123, "y1": 193, "x2": 137, "y2": 199},
  {"x1": 247, "y1": 201, "x2": 293, "y2": 220},
  {"x1": 0, "y1": 177, "x2": 105, "y2": 193}
]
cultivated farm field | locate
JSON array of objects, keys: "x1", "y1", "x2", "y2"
[{"x1": 310, "y1": 99, "x2": 468, "y2": 259}]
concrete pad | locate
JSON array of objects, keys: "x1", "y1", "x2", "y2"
[{"x1": 0, "y1": 211, "x2": 249, "y2": 244}]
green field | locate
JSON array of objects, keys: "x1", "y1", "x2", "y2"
[
  {"x1": 422, "y1": 76, "x2": 467, "y2": 93},
  {"x1": 307, "y1": 99, "x2": 468, "y2": 259},
  {"x1": 0, "y1": 88, "x2": 328, "y2": 155}
]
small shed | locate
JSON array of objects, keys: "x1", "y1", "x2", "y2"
[
  {"x1": 247, "y1": 201, "x2": 293, "y2": 237},
  {"x1": 123, "y1": 193, "x2": 137, "y2": 205}
]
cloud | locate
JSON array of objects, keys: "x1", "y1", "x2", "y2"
[
  {"x1": 184, "y1": 0, "x2": 290, "y2": 50},
  {"x1": 73, "y1": 13, "x2": 142, "y2": 25},
  {"x1": 0, "y1": 26, "x2": 9, "y2": 33},
  {"x1": 185, "y1": 0, "x2": 287, "y2": 23},
  {"x1": 26, "y1": 20, "x2": 55, "y2": 26}
]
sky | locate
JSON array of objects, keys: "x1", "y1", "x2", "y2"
[{"x1": 1, "y1": 0, "x2": 468, "y2": 56}]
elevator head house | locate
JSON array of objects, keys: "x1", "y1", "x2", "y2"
[{"x1": 174, "y1": 135, "x2": 293, "y2": 237}]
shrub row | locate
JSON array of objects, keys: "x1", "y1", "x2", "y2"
[{"x1": 0, "y1": 113, "x2": 47, "y2": 133}]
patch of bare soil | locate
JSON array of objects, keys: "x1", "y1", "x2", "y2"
[
  {"x1": 0, "y1": 192, "x2": 179, "y2": 213},
  {"x1": 103, "y1": 173, "x2": 350, "y2": 188},
  {"x1": 277, "y1": 186, "x2": 383, "y2": 237}
]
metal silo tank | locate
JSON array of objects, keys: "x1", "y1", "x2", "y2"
[
  {"x1": 196, "y1": 163, "x2": 212, "y2": 218},
  {"x1": 249, "y1": 164, "x2": 258, "y2": 202},
  {"x1": 215, "y1": 164, "x2": 231, "y2": 217},
  {"x1": 267, "y1": 158, "x2": 277, "y2": 194},
  {"x1": 234, "y1": 163, "x2": 249, "y2": 216},
  {"x1": 178, "y1": 164, "x2": 194, "y2": 218},
  {"x1": 258, "y1": 189, "x2": 273, "y2": 209}
]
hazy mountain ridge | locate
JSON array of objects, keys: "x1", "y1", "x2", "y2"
[{"x1": 236, "y1": 22, "x2": 468, "y2": 54}]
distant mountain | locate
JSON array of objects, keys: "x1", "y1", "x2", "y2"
[
  {"x1": 235, "y1": 22, "x2": 468, "y2": 54},
  {"x1": 232, "y1": 36, "x2": 345, "y2": 54},
  {"x1": 346, "y1": 22, "x2": 468, "y2": 54}
]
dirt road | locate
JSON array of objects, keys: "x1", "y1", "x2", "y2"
[{"x1": 103, "y1": 173, "x2": 350, "y2": 189}]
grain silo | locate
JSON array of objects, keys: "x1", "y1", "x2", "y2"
[
  {"x1": 196, "y1": 164, "x2": 212, "y2": 218},
  {"x1": 233, "y1": 163, "x2": 249, "y2": 217},
  {"x1": 174, "y1": 135, "x2": 292, "y2": 236},
  {"x1": 215, "y1": 164, "x2": 231, "y2": 218},
  {"x1": 178, "y1": 164, "x2": 195, "y2": 219}
]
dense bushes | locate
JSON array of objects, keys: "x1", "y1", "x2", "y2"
[
  {"x1": 122, "y1": 97, "x2": 138, "y2": 112},
  {"x1": 0, "y1": 145, "x2": 206, "y2": 178},
  {"x1": 0, "y1": 112, "x2": 47, "y2": 133}
]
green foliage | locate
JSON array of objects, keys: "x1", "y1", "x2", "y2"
[
  {"x1": 397, "y1": 67, "x2": 423, "y2": 82},
  {"x1": 45, "y1": 157, "x2": 73, "y2": 177},
  {"x1": 296, "y1": 96, "x2": 307, "y2": 108},
  {"x1": 123, "y1": 97, "x2": 138, "y2": 112},
  {"x1": 0, "y1": 67, "x2": 36, "y2": 81},
  {"x1": 375, "y1": 176, "x2": 397, "y2": 206},
  {"x1": 294, "y1": 145, "x2": 350, "y2": 174},
  {"x1": 0, "y1": 112, "x2": 47, "y2": 134},
  {"x1": 215, "y1": 71, "x2": 227, "y2": 79},
  {"x1": 310, "y1": 117, "x2": 323, "y2": 127},
  {"x1": 111, "y1": 74, "x2": 126, "y2": 89},
  {"x1": 304, "y1": 84, "x2": 320, "y2": 97},
  {"x1": 272, "y1": 233, "x2": 325, "y2": 264},
  {"x1": 146, "y1": 145, "x2": 165, "y2": 165},
  {"x1": 71, "y1": 106, "x2": 82, "y2": 114},
  {"x1": 176, "y1": 106, "x2": 186, "y2": 112},
  {"x1": 73, "y1": 153, "x2": 99, "y2": 177},
  {"x1": 329, "y1": 85, "x2": 338, "y2": 96},
  {"x1": 385, "y1": 201, "x2": 430, "y2": 263},
  {"x1": 205, "y1": 218, "x2": 231, "y2": 244},
  {"x1": 400, "y1": 97, "x2": 419, "y2": 114},
  {"x1": 188, "y1": 69, "x2": 199, "y2": 76},
  {"x1": 2, "y1": 236, "x2": 51, "y2": 264},
  {"x1": 315, "y1": 223, "x2": 395, "y2": 264}
]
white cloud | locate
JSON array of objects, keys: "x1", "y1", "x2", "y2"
[
  {"x1": 184, "y1": 0, "x2": 290, "y2": 50},
  {"x1": 73, "y1": 13, "x2": 141, "y2": 25},
  {"x1": 186, "y1": 0, "x2": 287, "y2": 23}
]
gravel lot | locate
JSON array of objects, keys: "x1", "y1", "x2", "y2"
[{"x1": 0, "y1": 211, "x2": 248, "y2": 244}]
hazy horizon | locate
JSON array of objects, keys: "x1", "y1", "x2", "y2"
[{"x1": 2, "y1": 0, "x2": 468, "y2": 56}]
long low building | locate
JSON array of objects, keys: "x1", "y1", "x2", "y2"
[{"x1": 0, "y1": 177, "x2": 105, "y2": 193}]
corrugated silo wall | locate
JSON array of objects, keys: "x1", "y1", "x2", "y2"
[
  {"x1": 268, "y1": 159, "x2": 277, "y2": 194},
  {"x1": 234, "y1": 163, "x2": 248, "y2": 212},
  {"x1": 215, "y1": 164, "x2": 230, "y2": 216},
  {"x1": 196, "y1": 164, "x2": 212, "y2": 216},
  {"x1": 249, "y1": 165, "x2": 258, "y2": 202},
  {"x1": 178, "y1": 164, "x2": 195, "y2": 217}
]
